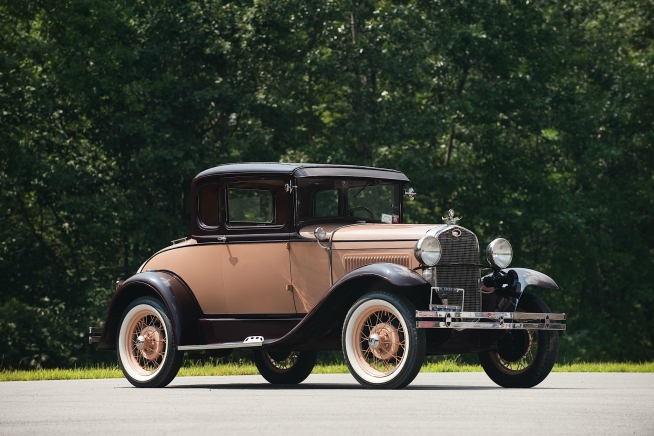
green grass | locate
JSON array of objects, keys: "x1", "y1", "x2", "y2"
[
  {"x1": 551, "y1": 362, "x2": 654, "y2": 373},
  {"x1": 2, "y1": 361, "x2": 652, "y2": 382}
]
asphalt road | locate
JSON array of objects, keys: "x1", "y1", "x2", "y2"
[{"x1": 1, "y1": 372, "x2": 653, "y2": 435}]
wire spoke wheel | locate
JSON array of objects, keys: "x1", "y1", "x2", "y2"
[
  {"x1": 265, "y1": 351, "x2": 299, "y2": 371},
  {"x1": 125, "y1": 310, "x2": 168, "y2": 376},
  {"x1": 489, "y1": 329, "x2": 539, "y2": 374},
  {"x1": 478, "y1": 293, "x2": 559, "y2": 388},
  {"x1": 254, "y1": 350, "x2": 317, "y2": 384},
  {"x1": 117, "y1": 297, "x2": 182, "y2": 388},
  {"x1": 353, "y1": 307, "x2": 406, "y2": 377},
  {"x1": 343, "y1": 292, "x2": 425, "y2": 389}
]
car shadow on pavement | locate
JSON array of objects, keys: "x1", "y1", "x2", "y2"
[{"x1": 165, "y1": 383, "x2": 501, "y2": 391}]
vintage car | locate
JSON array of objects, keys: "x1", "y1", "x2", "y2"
[{"x1": 89, "y1": 163, "x2": 566, "y2": 389}]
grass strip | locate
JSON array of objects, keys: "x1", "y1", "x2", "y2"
[
  {"x1": 2, "y1": 361, "x2": 652, "y2": 382},
  {"x1": 552, "y1": 362, "x2": 654, "y2": 373}
]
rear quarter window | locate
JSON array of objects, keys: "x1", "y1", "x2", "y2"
[{"x1": 198, "y1": 184, "x2": 220, "y2": 227}]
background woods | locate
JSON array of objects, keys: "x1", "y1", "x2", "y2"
[{"x1": 1, "y1": 0, "x2": 652, "y2": 368}]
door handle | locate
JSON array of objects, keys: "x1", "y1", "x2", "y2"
[{"x1": 217, "y1": 236, "x2": 227, "y2": 243}]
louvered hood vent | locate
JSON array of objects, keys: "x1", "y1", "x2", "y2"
[{"x1": 343, "y1": 254, "x2": 410, "y2": 273}]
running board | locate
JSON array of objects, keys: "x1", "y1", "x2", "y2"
[{"x1": 178, "y1": 336, "x2": 264, "y2": 351}]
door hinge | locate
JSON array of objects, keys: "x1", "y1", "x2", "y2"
[{"x1": 285, "y1": 284, "x2": 294, "y2": 292}]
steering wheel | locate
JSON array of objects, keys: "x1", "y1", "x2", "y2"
[{"x1": 343, "y1": 206, "x2": 375, "y2": 218}]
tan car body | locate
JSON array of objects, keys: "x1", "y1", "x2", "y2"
[
  {"x1": 140, "y1": 223, "x2": 440, "y2": 315},
  {"x1": 92, "y1": 163, "x2": 562, "y2": 359}
]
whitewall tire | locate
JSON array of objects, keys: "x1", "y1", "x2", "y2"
[
  {"x1": 342, "y1": 292, "x2": 425, "y2": 389},
  {"x1": 117, "y1": 297, "x2": 182, "y2": 388}
]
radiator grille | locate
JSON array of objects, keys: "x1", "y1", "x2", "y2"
[
  {"x1": 344, "y1": 254, "x2": 410, "y2": 273},
  {"x1": 435, "y1": 227, "x2": 481, "y2": 311}
]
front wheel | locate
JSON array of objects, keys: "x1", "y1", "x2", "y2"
[
  {"x1": 117, "y1": 296, "x2": 183, "y2": 388},
  {"x1": 342, "y1": 291, "x2": 425, "y2": 389},
  {"x1": 253, "y1": 350, "x2": 317, "y2": 384},
  {"x1": 478, "y1": 292, "x2": 559, "y2": 388}
]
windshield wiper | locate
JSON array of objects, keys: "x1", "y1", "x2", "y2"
[{"x1": 354, "y1": 181, "x2": 372, "y2": 198}]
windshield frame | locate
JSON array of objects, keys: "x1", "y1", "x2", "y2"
[{"x1": 293, "y1": 176, "x2": 405, "y2": 229}]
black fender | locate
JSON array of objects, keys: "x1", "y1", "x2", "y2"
[
  {"x1": 508, "y1": 267, "x2": 559, "y2": 291},
  {"x1": 480, "y1": 267, "x2": 558, "y2": 312},
  {"x1": 269, "y1": 263, "x2": 431, "y2": 348},
  {"x1": 481, "y1": 267, "x2": 559, "y2": 294},
  {"x1": 96, "y1": 271, "x2": 202, "y2": 350}
]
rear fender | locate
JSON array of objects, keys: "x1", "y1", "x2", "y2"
[
  {"x1": 269, "y1": 263, "x2": 431, "y2": 348},
  {"x1": 96, "y1": 271, "x2": 202, "y2": 350}
]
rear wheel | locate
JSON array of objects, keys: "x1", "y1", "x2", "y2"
[
  {"x1": 117, "y1": 297, "x2": 183, "y2": 388},
  {"x1": 478, "y1": 293, "x2": 559, "y2": 388},
  {"x1": 342, "y1": 291, "x2": 425, "y2": 389},
  {"x1": 253, "y1": 350, "x2": 317, "y2": 384}
]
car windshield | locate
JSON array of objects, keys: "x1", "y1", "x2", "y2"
[{"x1": 296, "y1": 178, "x2": 402, "y2": 224}]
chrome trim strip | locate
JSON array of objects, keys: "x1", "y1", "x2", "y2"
[
  {"x1": 331, "y1": 238, "x2": 422, "y2": 243},
  {"x1": 415, "y1": 311, "x2": 566, "y2": 321},
  {"x1": 416, "y1": 321, "x2": 566, "y2": 330},
  {"x1": 178, "y1": 336, "x2": 264, "y2": 351}
]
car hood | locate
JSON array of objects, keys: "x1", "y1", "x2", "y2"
[{"x1": 299, "y1": 223, "x2": 442, "y2": 241}]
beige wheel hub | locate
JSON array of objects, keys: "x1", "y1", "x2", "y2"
[
  {"x1": 368, "y1": 323, "x2": 400, "y2": 360},
  {"x1": 137, "y1": 326, "x2": 165, "y2": 361}
]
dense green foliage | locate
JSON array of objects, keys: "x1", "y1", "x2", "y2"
[{"x1": 1, "y1": 0, "x2": 652, "y2": 368}]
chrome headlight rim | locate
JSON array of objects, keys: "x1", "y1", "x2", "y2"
[
  {"x1": 486, "y1": 238, "x2": 513, "y2": 269},
  {"x1": 414, "y1": 233, "x2": 442, "y2": 267}
]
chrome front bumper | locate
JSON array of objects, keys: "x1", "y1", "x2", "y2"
[{"x1": 415, "y1": 311, "x2": 566, "y2": 330}]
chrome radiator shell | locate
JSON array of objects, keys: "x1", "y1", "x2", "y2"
[{"x1": 423, "y1": 226, "x2": 481, "y2": 312}]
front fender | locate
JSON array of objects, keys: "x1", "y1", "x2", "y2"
[
  {"x1": 482, "y1": 267, "x2": 558, "y2": 294},
  {"x1": 96, "y1": 271, "x2": 202, "y2": 350},
  {"x1": 480, "y1": 268, "x2": 558, "y2": 312},
  {"x1": 504, "y1": 267, "x2": 558, "y2": 293},
  {"x1": 269, "y1": 263, "x2": 430, "y2": 348}
]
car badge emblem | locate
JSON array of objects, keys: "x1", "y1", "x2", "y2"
[
  {"x1": 442, "y1": 209, "x2": 461, "y2": 225},
  {"x1": 452, "y1": 229, "x2": 461, "y2": 237}
]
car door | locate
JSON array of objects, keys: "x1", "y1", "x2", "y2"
[{"x1": 219, "y1": 177, "x2": 297, "y2": 314}]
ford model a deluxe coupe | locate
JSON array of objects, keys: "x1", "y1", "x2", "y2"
[{"x1": 89, "y1": 163, "x2": 566, "y2": 389}]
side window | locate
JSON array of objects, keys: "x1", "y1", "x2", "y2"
[
  {"x1": 198, "y1": 184, "x2": 220, "y2": 227},
  {"x1": 227, "y1": 180, "x2": 286, "y2": 227},
  {"x1": 314, "y1": 189, "x2": 338, "y2": 218},
  {"x1": 228, "y1": 189, "x2": 273, "y2": 224}
]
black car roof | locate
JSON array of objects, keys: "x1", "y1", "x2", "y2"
[{"x1": 195, "y1": 162, "x2": 410, "y2": 182}]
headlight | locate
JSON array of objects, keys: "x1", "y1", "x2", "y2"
[
  {"x1": 486, "y1": 238, "x2": 513, "y2": 268},
  {"x1": 415, "y1": 235, "x2": 442, "y2": 266}
]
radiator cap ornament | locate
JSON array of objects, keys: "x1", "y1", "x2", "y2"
[{"x1": 442, "y1": 209, "x2": 461, "y2": 225}]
